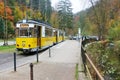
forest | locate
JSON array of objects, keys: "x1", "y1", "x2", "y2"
[
  {"x1": 0, "y1": 0, "x2": 73, "y2": 39},
  {"x1": 0, "y1": 0, "x2": 120, "y2": 40},
  {"x1": 75, "y1": 0, "x2": 120, "y2": 40}
]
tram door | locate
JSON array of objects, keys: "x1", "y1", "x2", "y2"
[
  {"x1": 37, "y1": 26, "x2": 41, "y2": 48},
  {"x1": 62, "y1": 32, "x2": 64, "y2": 41},
  {"x1": 56, "y1": 31, "x2": 58, "y2": 43}
]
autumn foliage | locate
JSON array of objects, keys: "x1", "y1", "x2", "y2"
[{"x1": 0, "y1": 2, "x2": 13, "y2": 21}]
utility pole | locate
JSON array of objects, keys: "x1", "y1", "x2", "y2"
[{"x1": 3, "y1": 0, "x2": 8, "y2": 46}]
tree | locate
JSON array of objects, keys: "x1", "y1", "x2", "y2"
[
  {"x1": 17, "y1": 0, "x2": 27, "y2": 6},
  {"x1": 6, "y1": 0, "x2": 16, "y2": 9},
  {"x1": 38, "y1": 0, "x2": 52, "y2": 22},
  {"x1": 78, "y1": 11, "x2": 88, "y2": 35},
  {"x1": 88, "y1": 0, "x2": 120, "y2": 40},
  {"x1": 14, "y1": 5, "x2": 23, "y2": 24},
  {"x1": 45, "y1": 0, "x2": 52, "y2": 22},
  {"x1": 50, "y1": 10, "x2": 59, "y2": 28},
  {"x1": 7, "y1": 21, "x2": 15, "y2": 38},
  {"x1": 57, "y1": 0, "x2": 73, "y2": 33},
  {"x1": 30, "y1": 0, "x2": 52, "y2": 22},
  {"x1": 0, "y1": 17, "x2": 4, "y2": 39},
  {"x1": 0, "y1": 1, "x2": 14, "y2": 41},
  {"x1": 0, "y1": 2, "x2": 13, "y2": 20},
  {"x1": 32, "y1": 10, "x2": 42, "y2": 20}
]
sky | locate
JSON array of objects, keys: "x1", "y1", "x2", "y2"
[{"x1": 51, "y1": 0, "x2": 92, "y2": 13}]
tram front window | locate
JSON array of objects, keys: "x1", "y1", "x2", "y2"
[
  {"x1": 20, "y1": 29, "x2": 28, "y2": 37},
  {"x1": 18, "y1": 28, "x2": 36, "y2": 37}
]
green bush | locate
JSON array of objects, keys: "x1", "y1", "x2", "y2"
[
  {"x1": 108, "y1": 20, "x2": 120, "y2": 40},
  {"x1": 86, "y1": 41, "x2": 120, "y2": 80}
]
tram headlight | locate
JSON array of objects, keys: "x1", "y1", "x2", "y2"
[
  {"x1": 17, "y1": 44, "x2": 19, "y2": 47},
  {"x1": 28, "y1": 44, "x2": 31, "y2": 47}
]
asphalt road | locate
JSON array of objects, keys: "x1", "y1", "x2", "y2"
[{"x1": 0, "y1": 53, "x2": 36, "y2": 72}]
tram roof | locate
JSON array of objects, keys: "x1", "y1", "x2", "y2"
[{"x1": 17, "y1": 19, "x2": 52, "y2": 28}]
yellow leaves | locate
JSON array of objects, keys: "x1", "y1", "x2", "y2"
[
  {"x1": 50, "y1": 11, "x2": 59, "y2": 28},
  {"x1": 32, "y1": 10, "x2": 42, "y2": 20},
  {"x1": 14, "y1": 6, "x2": 23, "y2": 21},
  {"x1": 0, "y1": 2, "x2": 4, "y2": 16},
  {"x1": 109, "y1": 19, "x2": 114, "y2": 27}
]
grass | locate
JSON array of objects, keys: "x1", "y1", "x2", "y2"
[
  {"x1": 75, "y1": 63, "x2": 79, "y2": 80},
  {"x1": 0, "y1": 45, "x2": 16, "y2": 53}
]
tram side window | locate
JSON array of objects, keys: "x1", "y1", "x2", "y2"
[
  {"x1": 29, "y1": 28, "x2": 35, "y2": 37},
  {"x1": 59, "y1": 31, "x2": 63, "y2": 36},
  {"x1": 34, "y1": 28, "x2": 37, "y2": 37},
  {"x1": 45, "y1": 28, "x2": 52, "y2": 37},
  {"x1": 53, "y1": 31, "x2": 57, "y2": 36}
]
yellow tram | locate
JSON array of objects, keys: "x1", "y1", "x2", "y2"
[{"x1": 16, "y1": 19, "x2": 65, "y2": 53}]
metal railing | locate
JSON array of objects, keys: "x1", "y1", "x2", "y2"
[{"x1": 81, "y1": 40, "x2": 104, "y2": 80}]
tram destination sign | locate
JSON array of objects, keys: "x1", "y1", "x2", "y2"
[
  {"x1": 16, "y1": 23, "x2": 34, "y2": 28},
  {"x1": 20, "y1": 24, "x2": 29, "y2": 28}
]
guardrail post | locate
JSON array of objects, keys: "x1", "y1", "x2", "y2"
[
  {"x1": 95, "y1": 73, "x2": 98, "y2": 80},
  {"x1": 49, "y1": 47, "x2": 51, "y2": 57},
  {"x1": 14, "y1": 52, "x2": 16, "y2": 71},
  {"x1": 81, "y1": 40, "x2": 87, "y2": 74},
  {"x1": 36, "y1": 49, "x2": 39, "y2": 62},
  {"x1": 81, "y1": 46, "x2": 86, "y2": 73},
  {"x1": 30, "y1": 63, "x2": 34, "y2": 80}
]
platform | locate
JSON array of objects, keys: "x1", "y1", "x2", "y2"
[{"x1": 0, "y1": 40, "x2": 88, "y2": 80}]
